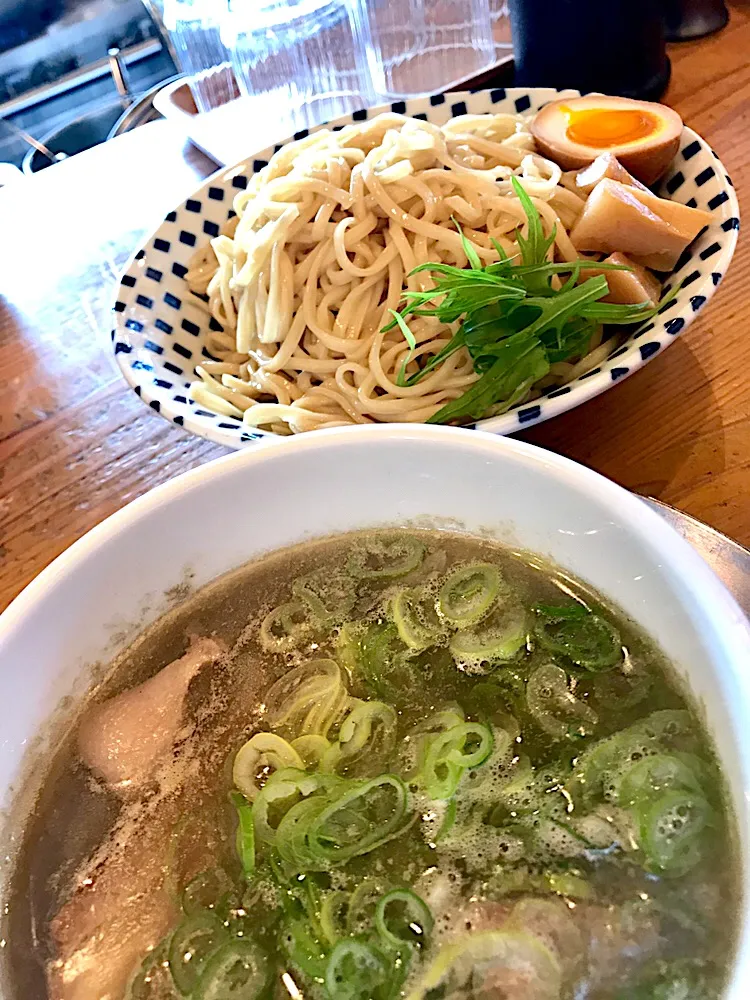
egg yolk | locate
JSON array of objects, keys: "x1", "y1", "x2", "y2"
[{"x1": 560, "y1": 106, "x2": 661, "y2": 149}]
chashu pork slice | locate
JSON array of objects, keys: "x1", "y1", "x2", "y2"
[{"x1": 77, "y1": 636, "x2": 224, "y2": 791}]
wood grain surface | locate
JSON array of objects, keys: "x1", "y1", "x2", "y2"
[{"x1": 1, "y1": 8, "x2": 749, "y2": 612}]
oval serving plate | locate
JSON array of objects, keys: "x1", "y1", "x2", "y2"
[{"x1": 111, "y1": 88, "x2": 740, "y2": 449}]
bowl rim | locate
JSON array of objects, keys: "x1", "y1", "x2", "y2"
[
  {"x1": 110, "y1": 87, "x2": 740, "y2": 450},
  {"x1": 3, "y1": 423, "x2": 749, "y2": 646},
  {"x1": 2, "y1": 424, "x2": 749, "y2": 996}
]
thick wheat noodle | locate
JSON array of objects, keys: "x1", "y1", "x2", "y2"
[{"x1": 185, "y1": 111, "x2": 613, "y2": 435}]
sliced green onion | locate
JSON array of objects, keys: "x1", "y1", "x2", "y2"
[
  {"x1": 233, "y1": 733, "x2": 304, "y2": 801},
  {"x1": 375, "y1": 888, "x2": 433, "y2": 950},
  {"x1": 421, "y1": 750, "x2": 463, "y2": 800},
  {"x1": 534, "y1": 601, "x2": 588, "y2": 620},
  {"x1": 309, "y1": 774, "x2": 410, "y2": 866},
  {"x1": 574, "y1": 710, "x2": 698, "y2": 805},
  {"x1": 252, "y1": 768, "x2": 335, "y2": 845},
  {"x1": 391, "y1": 588, "x2": 441, "y2": 650},
  {"x1": 613, "y1": 752, "x2": 705, "y2": 809},
  {"x1": 272, "y1": 773, "x2": 409, "y2": 871},
  {"x1": 324, "y1": 699, "x2": 397, "y2": 775},
  {"x1": 444, "y1": 722, "x2": 494, "y2": 768},
  {"x1": 319, "y1": 890, "x2": 350, "y2": 946},
  {"x1": 533, "y1": 603, "x2": 622, "y2": 671},
  {"x1": 259, "y1": 599, "x2": 311, "y2": 653},
  {"x1": 358, "y1": 622, "x2": 405, "y2": 697},
  {"x1": 292, "y1": 577, "x2": 330, "y2": 625},
  {"x1": 435, "y1": 798, "x2": 457, "y2": 841},
  {"x1": 486, "y1": 753, "x2": 550, "y2": 819},
  {"x1": 416, "y1": 706, "x2": 465, "y2": 735},
  {"x1": 420, "y1": 722, "x2": 493, "y2": 799},
  {"x1": 638, "y1": 789, "x2": 714, "y2": 876},
  {"x1": 335, "y1": 620, "x2": 364, "y2": 679},
  {"x1": 325, "y1": 939, "x2": 389, "y2": 1000},
  {"x1": 276, "y1": 794, "x2": 338, "y2": 871},
  {"x1": 280, "y1": 913, "x2": 329, "y2": 981},
  {"x1": 346, "y1": 876, "x2": 391, "y2": 935},
  {"x1": 449, "y1": 603, "x2": 527, "y2": 671},
  {"x1": 438, "y1": 563, "x2": 501, "y2": 627},
  {"x1": 638, "y1": 709, "x2": 694, "y2": 743},
  {"x1": 588, "y1": 667, "x2": 652, "y2": 711},
  {"x1": 230, "y1": 791, "x2": 255, "y2": 879},
  {"x1": 482, "y1": 865, "x2": 592, "y2": 903},
  {"x1": 168, "y1": 911, "x2": 226, "y2": 996},
  {"x1": 291, "y1": 570, "x2": 355, "y2": 627},
  {"x1": 526, "y1": 663, "x2": 598, "y2": 739},
  {"x1": 263, "y1": 659, "x2": 347, "y2": 738},
  {"x1": 291, "y1": 734, "x2": 332, "y2": 769},
  {"x1": 347, "y1": 536, "x2": 425, "y2": 580},
  {"x1": 195, "y1": 938, "x2": 268, "y2": 1000}
]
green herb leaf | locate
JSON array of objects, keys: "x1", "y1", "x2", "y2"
[
  {"x1": 427, "y1": 333, "x2": 549, "y2": 424},
  {"x1": 389, "y1": 308, "x2": 417, "y2": 353},
  {"x1": 520, "y1": 276, "x2": 610, "y2": 341},
  {"x1": 453, "y1": 216, "x2": 483, "y2": 271},
  {"x1": 540, "y1": 316, "x2": 597, "y2": 364},
  {"x1": 397, "y1": 328, "x2": 467, "y2": 388},
  {"x1": 511, "y1": 176, "x2": 556, "y2": 272},
  {"x1": 380, "y1": 174, "x2": 672, "y2": 423}
]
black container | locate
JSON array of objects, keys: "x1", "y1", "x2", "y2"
[
  {"x1": 662, "y1": 0, "x2": 729, "y2": 41},
  {"x1": 509, "y1": 0, "x2": 671, "y2": 100}
]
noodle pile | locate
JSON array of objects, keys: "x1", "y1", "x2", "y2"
[{"x1": 186, "y1": 112, "x2": 608, "y2": 434}]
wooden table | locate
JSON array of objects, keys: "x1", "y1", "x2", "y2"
[{"x1": 1, "y1": 9, "x2": 749, "y2": 613}]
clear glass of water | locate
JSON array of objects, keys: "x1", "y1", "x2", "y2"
[
  {"x1": 351, "y1": 0, "x2": 496, "y2": 99},
  {"x1": 489, "y1": 0, "x2": 512, "y2": 54},
  {"x1": 224, "y1": 0, "x2": 376, "y2": 137},
  {"x1": 162, "y1": 0, "x2": 237, "y2": 113}
]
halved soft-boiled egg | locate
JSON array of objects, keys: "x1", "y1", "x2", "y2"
[{"x1": 530, "y1": 95, "x2": 683, "y2": 185}]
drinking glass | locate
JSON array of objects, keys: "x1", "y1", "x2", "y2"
[
  {"x1": 225, "y1": 0, "x2": 375, "y2": 136},
  {"x1": 162, "y1": 0, "x2": 236, "y2": 113},
  {"x1": 351, "y1": 0, "x2": 496, "y2": 99},
  {"x1": 489, "y1": 0, "x2": 512, "y2": 54}
]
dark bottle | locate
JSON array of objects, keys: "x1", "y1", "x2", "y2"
[
  {"x1": 509, "y1": 0, "x2": 671, "y2": 101},
  {"x1": 662, "y1": 0, "x2": 729, "y2": 41}
]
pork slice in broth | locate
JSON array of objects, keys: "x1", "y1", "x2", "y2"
[
  {"x1": 77, "y1": 636, "x2": 224, "y2": 791},
  {"x1": 47, "y1": 636, "x2": 235, "y2": 1000},
  {"x1": 446, "y1": 897, "x2": 661, "y2": 994},
  {"x1": 46, "y1": 805, "x2": 177, "y2": 1000}
]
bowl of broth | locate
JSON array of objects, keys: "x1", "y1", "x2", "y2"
[{"x1": 0, "y1": 425, "x2": 749, "y2": 1000}]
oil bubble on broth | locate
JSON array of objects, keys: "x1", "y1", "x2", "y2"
[{"x1": 2, "y1": 529, "x2": 740, "y2": 1000}]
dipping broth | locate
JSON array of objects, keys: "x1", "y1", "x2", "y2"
[{"x1": 3, "y1": 530, "x2": 739, "y2": 1000}]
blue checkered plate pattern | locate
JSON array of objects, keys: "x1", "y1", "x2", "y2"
[{"x1": 112, "y1": 88, "x2": 740, "y2": 448}]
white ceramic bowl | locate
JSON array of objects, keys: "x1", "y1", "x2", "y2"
[{"x1": 1, "y1": 425, "x2": 749, "y2": 995}]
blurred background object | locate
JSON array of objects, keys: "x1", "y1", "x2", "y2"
[
  {"x1": 508, "y1": 0, "x2": 671, "y2": 100},
  {"x1": 153, "y1": 0, "x2": 512, "y2": 166},
  {"x1": 0, "y1": 0, "x2": 732, "y2": 177},
  {"x1": 0, "y1": 0, "x2": 176, "y2": 168},
  {"x1": 662, "y1": 0, "x2": 729, "y2": 40},
  {"x1": 0, "y1": 159, "x2": 22, "y2": 183},
  {"x1": 489, "y1": 0, "x2": 512, "y2": 55},
  {"x1": 0, "y1": 0, "x2": 514, "y2": 172},
  {"x1": 224, "y1": 0, "x2": 374, "y2": 137},
  {"x1": 162, "y1": 0, "x2": 235, "y2": 112},
  {"x1": 352, "y1": 0, "x2": 496, "y2": 98}
]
